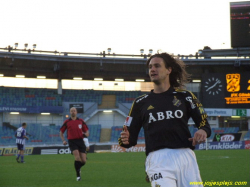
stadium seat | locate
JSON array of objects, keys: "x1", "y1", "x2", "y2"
[
  {"x1": 110, "y1": 126, "x2": 123, "y2": 142},
  {"x1": 87, "y1": 125, "x2": 101, "y2": 143},
  {"x1": 110, "y1": 126, "x2": 145, "y2": 143},
  {"x1": 243, "y1": 131, "x2": 250, "y2": 140}
]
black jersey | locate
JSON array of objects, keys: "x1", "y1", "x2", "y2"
[{"x1": 119, "y1": 87, "x2": 211, "y2": 156}]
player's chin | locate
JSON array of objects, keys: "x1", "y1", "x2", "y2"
[{"x1": 152, "y1": 79, "x2": 160, "y2": 85}]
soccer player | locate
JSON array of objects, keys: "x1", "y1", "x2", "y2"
[
  {"x1": 119, "y1": 53, "x2": 211, "y2": 187},
  {"x1": 60, "y1": 107, "x2": 89, "y2": 181},
  {"x1": 15, "y1": 123, "x2": 29, "y2": 163}
]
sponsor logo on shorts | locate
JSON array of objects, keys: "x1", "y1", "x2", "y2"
[{"x1": 150, "y1": 173, "x2": 163, "y2": 182}]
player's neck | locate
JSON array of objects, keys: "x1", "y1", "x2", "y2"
[
  {"x1": 153, "y1": 82, "x2": 171, "y2": 93},
  {"x1": 71, "y1": 116, "x2": 77, "y2": 120}
]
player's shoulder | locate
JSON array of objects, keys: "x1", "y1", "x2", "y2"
[
  {"x1": 63, "y1": 119, "x2": 70, "y2": 124},
  {"x1": 134, "y1": 93, "x2": 150, "y2": 104},
  {"x1": 77, "y1": 118, "x2": 84, "y2": 122},
  {"x1": 174, "y1": 88, "x2": 197, "y2": 99}
]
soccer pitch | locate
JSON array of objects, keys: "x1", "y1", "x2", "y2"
[{"x1": 0, "y1": 150, "x2": 249, "y2": 187}]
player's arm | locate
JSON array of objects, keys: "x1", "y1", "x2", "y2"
[
  {"x1": 23, "y1": 130, "x2": 29, "y2": 140},
  {"x1": 119, "y1": 101, "x2": 142, "y2": 148},
  {"x1": 185, "y1": 91, "x2": 211, "y2": 146},
  {"x1": 82, "y1": 120, "x2": 89, "y2": 138},
  {"x1": 24, "y1": 135, "x2": 29, "y2": 140},
  {"x1": 83, "y1": 130, "x2": 89, "y2": 138},
  {"x1": 60, "y1": 122, "x2": 67, "y2": 145}
]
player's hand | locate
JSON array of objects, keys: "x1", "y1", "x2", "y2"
[
  {"x1": 63, "y1": 140, "x2": 67, "y2": 145},
  {"x1": 26, "y1": 137, "x2": 29, "y2": 140},
  {"x1": 120, "y1": 125, "x2": 130, "y2": 145},
  {"x1": 188, "y1": 129, "x2": 207, "y2": 146}
]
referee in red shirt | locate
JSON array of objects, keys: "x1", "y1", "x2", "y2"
[{"x1": 60, "y1": 107, "x2": 89, "y2": 181}]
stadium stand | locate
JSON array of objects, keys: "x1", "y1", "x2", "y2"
[
  {"x1": 0, "y1": 87, "x2": 147, "y2": 107},
  {"x1": 110, "y1": 126, "x2": 123, "y2": 142},
  {"x1": 87, "y1": 125, "x2": 101, "y2": 142},
  {"x1": 0, "y1": 87, "x2": 62, "y2": 107},
  {"x1": 0, "y1": 124, "x2": 102, "y2": 146},
  {"x1": 0, "y1": 126, "x2": 16, "y2": 146},
  {"x1": 62, "y1": 90, "x2": 102, "y2": 104},
  {"x1": 0, "y1": 123, "x2": 246, "y2": 146},
  {"x1": 0, "y1": 87, "x2": 247, "y2": 146},
  {"x1": 110, "y1": 126, "x2": 145, "y2": 143},
  {"x1": 243, "y1": 130, "x2": 250, "y2": 140}
]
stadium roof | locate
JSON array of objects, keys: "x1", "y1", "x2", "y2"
[{"x1": 0, "y1": 48, "x2": 250, "y2": 81}]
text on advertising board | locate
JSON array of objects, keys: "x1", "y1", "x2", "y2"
[{"x1": 225, "y1": 74, "x2": 250, "y2": 104}]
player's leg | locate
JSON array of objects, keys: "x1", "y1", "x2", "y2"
[
  {"x1": 72, "y1": 149, "x2": 82, "y2": 181},
  {"x1": 79, "y1": 152, "x2": 86, "y2": 164},
  {"x1": 69, "y1": 139, "x2": 87, "y2": 181},
  {"x1": 145, "y1": 149, "x2": 177, "y2": 187},
  {"x1": 75, "y1": 139, "x2": 87, "y2": 181},
  {"x1": 16, "y1": 145, "x2": 21, "y2": 163},
  {"x1": 77, "y1": 140, "x2": 87, "y2": 173},
  {"x1": 20, "y1": 150, "x2": 24, "y2": 163},
  {"x1": 69, "y1": 139, "x2": 82, "y2": 181},
  {"x1": 176, "y1": 149, "x2": 203, "y2": 187},
  {"x1": 72, "y1": 151, "x2": 87, "y2": 181},
  {"x1": 18, "y1": 144, "x2": 25, "y2": 163}
]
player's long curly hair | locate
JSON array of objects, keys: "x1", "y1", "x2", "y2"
[{"x1": 146, "y1": 52, "x2": 191, "y2": 89}]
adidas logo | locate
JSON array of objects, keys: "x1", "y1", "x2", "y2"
[{"x1": 147, "y1": 105, "x2": 154, "y2": 110}]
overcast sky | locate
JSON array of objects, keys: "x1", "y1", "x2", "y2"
[{"x1": 0, "y1": 0, "x2": 248, "y2": 55}]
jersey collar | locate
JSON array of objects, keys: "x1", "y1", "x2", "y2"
[
  {"x1": 69, "y1": 117, "x2": 79, "y2": 120},
  {"x1": 150, "y1": 87, "x2": 174, "y2": 95}
]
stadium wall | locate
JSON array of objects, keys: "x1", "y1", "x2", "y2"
[
  {"x1": 2, "y1": 113, "x2": 63, "y2": 126},
  {"x1": 87, "y1": 111, "x2": 125, "y2": 128},
  {"x1": 1, "y1": 141, "x2": 250, "y2": 156},
  {"x1": 62, "y1": 102, "x2": 98, "y2": 121}
]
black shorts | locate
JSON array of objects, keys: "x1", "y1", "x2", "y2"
[
  {"x1": 17, "y1": 143, "x2": 24, "y2": 150},
  {"x1": 68, "y1": 139, "x2": 86, "y2": 153}
]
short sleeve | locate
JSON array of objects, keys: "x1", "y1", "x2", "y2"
[
  {"x1": 60, "y1": 120, "x2": 68, "y2": 133},
  {"x1": 82, "y1": 120, "x2": 88, "y2": 133}
]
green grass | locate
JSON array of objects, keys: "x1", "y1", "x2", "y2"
[{"x1": 0, "y1": 150, "x2": 249, "y2": 187}]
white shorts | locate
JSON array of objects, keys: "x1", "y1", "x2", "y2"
[
  {"x1": 145, "y1": 148, "x2": 203, "y2": 187},
  {"x1": 83, "y1": 138, "x2": 89, "y2": 147}
]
